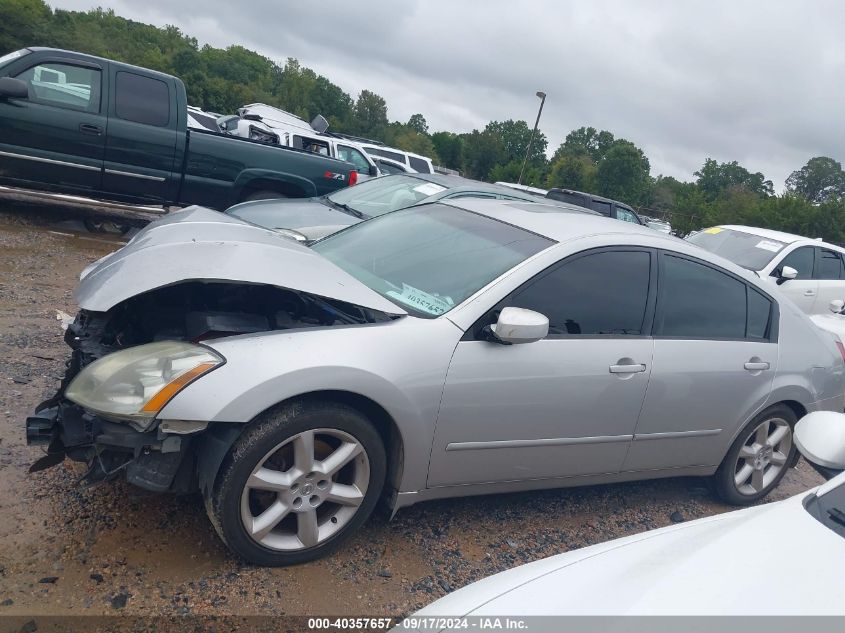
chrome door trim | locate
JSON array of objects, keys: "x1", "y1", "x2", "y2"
[
  {"x1": 445, "y1": 434, "x2": 633, "y2": 452},
  {"x1": 633, "y1": 428, "x2": 722, "y2": 441},
  {"x1": 0, "y1": 149, "x2": 100, "y2": 172},
  {"x1": 104, "y1": 168, "x2": 166, "y2": 182}
]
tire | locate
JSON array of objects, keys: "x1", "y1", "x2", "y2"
[
  {"x1": 243, "y1": 190, "x2": 289, "y2": 202},
  {"x1": 713, "y1": 404, "x2": 797, "y2": 505},
  {"x1": 205, "y1": 400, "x2": 386, "y2": 566},
  {"x1": 83, "y1": 218, "x2": 132, "y2": 235}
]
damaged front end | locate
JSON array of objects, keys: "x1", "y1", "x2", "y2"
[{"x1": 27, "y1": 281, "x2": 395, "y2": 492}]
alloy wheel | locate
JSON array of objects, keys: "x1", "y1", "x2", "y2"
[
  {"x1": 239, "y1": 428, "x2": 370, "y2": 551},
  {"x1": 732, "y1": 416, "x2": 792, "y2": 496}
]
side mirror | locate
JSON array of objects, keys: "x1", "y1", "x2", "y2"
[
  {"x1": 777, "y1": 265, "x2": 798, "y2": 285},
  {"x1": 794, "y1": 411, "x2": 845, "y2": 480},
  {"x1": 368, "y1": 164, "x2": 379, "y2": 177},
  {"x1": 830, "y1": 299, "x2": 845, "y2": 314},
  {"x1": 311, "y1": 114, "x2": 329, "y2": 134},
  {"x1": 0, "y1": 77, "x2": 28, "y2": 99},
  {"x1": 489, "y1": 307, "x2": 549, "y2": 344}
]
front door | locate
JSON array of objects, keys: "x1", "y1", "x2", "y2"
[
  {"x1": 770, "y1": 245, "x2": 817, "y2": 313},
  {"x1": 428, "y1": 248, "x2": 656, "y2": 487},
  {"x1": 624, "y1": 252, "x2": 778, "y2": 471},
  {"x1": 0, "y1": 59, "x2": 105, "y2": 191}
]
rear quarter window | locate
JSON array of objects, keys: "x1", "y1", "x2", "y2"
[{"x1": 115, "y1": 72, "x2": 170, "y2": 127}]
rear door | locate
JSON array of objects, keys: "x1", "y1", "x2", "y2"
[
  {"x1": 769, "y1": 245, "x2": 817, "y2": 313},
  {"x1": 0, "y1": 57, "x2": 105, "y2": 191},
  {"x1": 102, "y1": 69, "x2": 179, "y2": 202},
  {"x1": 624, "y1": 252, "x2": 778, "y2": 471},
  {"x1": 813, "y1": 247, "x2": 845, "y2": 312}
]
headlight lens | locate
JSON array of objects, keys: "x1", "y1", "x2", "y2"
[{"x1": 65, "y1": 341, "x2": 224, "y2": 430}]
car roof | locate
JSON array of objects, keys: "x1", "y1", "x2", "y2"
[
  {"x1": 26, "y1": 47, "x2": 176, "y2": 83},
  {"x1": 441, "y1": 198, "x2": 670, "y2": 242},
  {"x1": 716, "y1": 224, "x2": 820, "y2": 245}
]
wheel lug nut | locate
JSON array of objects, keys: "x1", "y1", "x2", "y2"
[
  {"x1": 317, "y1": 480, "x2": 329, "y2": 490},
  {"x1": 309, "y1": 495, "x2": 320, "y2": 507}
]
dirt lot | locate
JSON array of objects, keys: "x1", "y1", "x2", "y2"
[{"x1": 0, "y1": 204, "x2": 824, "y2": 618}]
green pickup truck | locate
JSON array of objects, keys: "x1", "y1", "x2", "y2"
[{"x1": 0, "y1": 48, "x2": 358, "y2": 209}]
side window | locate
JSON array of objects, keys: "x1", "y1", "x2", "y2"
[
  {"x1": 772, "y1": 246, "x2": 814, "y2": 280},
  {"x1": 337, "y1": 145, "x2": 371, "y2": 173},
  {"x1": 408, "y1": 156, "x2": 430, "y2": 173},
  {"x1": 591, "y1": 200, "x2": 612, "y2": 216},
  {"x1": 656, "y1": 255, "x2": 746, "y2": 339},
  {"x1": 508, "y1": 250, "x2": 651, "y2": 336},
  {"x1": 616, "y1": 207, "x2": 640, "y2": 224},
  {"x1": 115, "y1": 72, "x2": 170, "y2": 126},
  {"x1": 747, "y1": 288, "x2": 772, "y2": 340},
  {"x1": 293, "y1": 135, "x2": 329, "y2": 156},
  {"x1": 15, "y1": 62, "x2": 101, "y2": 113},
  {"x1": 816, "y1": 249, "x2": 844, "y2": 280}
]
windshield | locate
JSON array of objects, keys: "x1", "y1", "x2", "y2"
[
  {"x1": 0, "y1": 49, "x2": 29, "y2": 70},
  {"x1": 327, "y1": 175, "x2": 448, "y2": 217},
  {"x1": 686, "y1": 227, "x2": 787, "y2": 271},
  {"x1": 312, "y1": 204, "x2": 554, "y2": 317}
]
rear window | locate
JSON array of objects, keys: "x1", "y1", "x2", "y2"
[
  {"x1": 687, "y1": 227, "x2": 787, "y2": 271},
  {"x1": 115, "y1": 72, "x2": 170, "y2": 127},
  {"x1": 366, "y1": 147, "x2": 407, "y2": 164}
]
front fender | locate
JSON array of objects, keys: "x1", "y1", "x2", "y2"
[{"x1": 158, "y1": 320, "x2": 462, "y2": 492}]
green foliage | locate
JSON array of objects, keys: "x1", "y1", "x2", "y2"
[
  {"x1": 694, "y1": 158, "x2": 774, "y2": 200},
  {"x1": 785, "y1": 156, "x2": 845, "y2": 203},
  {"x1": 5, "y1": 2, "x2": 845, "y2": 244}
]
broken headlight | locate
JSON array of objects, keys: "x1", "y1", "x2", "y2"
[{"x1": 65, "y1": 341, "x2": 224, "y2": 431}]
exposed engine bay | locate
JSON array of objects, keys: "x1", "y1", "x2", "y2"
[{"x1": 26, "y1": 281, "x2": 395, "y2": 491}]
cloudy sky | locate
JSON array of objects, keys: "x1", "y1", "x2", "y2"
[{"x1": 49, "y1": 0, "x2": 845, "y2": 189}]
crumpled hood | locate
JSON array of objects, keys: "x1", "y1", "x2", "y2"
[
  {"x1": 418, "y1": 489, "x2": 845, "y2": 616},
  {"x1": 75, "y1": 206, "x2": 405, "y2": 315}
]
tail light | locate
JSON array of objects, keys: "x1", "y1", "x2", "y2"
[
  {"x1": 348, "y1": 170, "x2": 358, "y2": 186},
  {"x1": 836, "y1": 340, "x2": 845, "y2": 363}
]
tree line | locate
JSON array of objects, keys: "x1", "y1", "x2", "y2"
[{"x1": 3, "y1": 0, "x2": 845, "y2": 242}]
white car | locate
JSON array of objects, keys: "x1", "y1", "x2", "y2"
[
  {"x1": 406, "y1": 410, "x2": 845, "y2": 619},
  {"x1": 687, "y1": 225, "x2": 845, "y2": 315}
]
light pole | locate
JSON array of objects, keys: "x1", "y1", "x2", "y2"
[{"x1": 518, "y1": 90, "x2": 546, "y2": 185}]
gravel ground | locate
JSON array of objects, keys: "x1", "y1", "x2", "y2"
[{"x1": 0, "y1": 204, "x2": 824, "y2": 619}]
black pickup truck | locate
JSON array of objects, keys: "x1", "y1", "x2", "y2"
[{"x1": 0, "y1": 48, "x2": 358, "y2": 208}]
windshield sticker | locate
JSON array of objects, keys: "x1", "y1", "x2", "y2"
[
  {"x1": 703, "y1": 227, "x2": 724, "y2": 234},
  {"x1": 386, "y1": 283, "x2": 454, "y2": 315},
  {"x1": 755, "y1": 240, "x2": 782, "y2": 252},
  {"x1": 412, "y1": 183, "x2": 447, "y2": 197}
]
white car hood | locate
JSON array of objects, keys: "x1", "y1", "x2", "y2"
[
  {"x1": 75, "y1": 206, "x2": 406, "y2": 315},
  {"x1": 420, "y1": 489, "x2": 845, "y2": 616}
]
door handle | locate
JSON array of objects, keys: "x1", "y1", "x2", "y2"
[
  {"x1": 744, "y1": 361, "x2": 770, "y2": 371},
  {"x1": 79, "y1": 123, "x2": 102, "y2": 135},
  {"x1": 609, "y1": 363, "x2": 646, "y2": 374},
  {"x1": 804, "y1": 289, "x2": 816, "y2": 296}
]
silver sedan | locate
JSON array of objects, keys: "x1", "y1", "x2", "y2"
[{"x1": 28, "y1": 199, "x2": 845, "y2": 566}]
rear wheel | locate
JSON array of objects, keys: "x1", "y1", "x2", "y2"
[
  {"x1": 243, "y1": 190, "x2": 289, "y2": 202},
  {"x1": 205, "y1": 401, "x2": 385, "y2": 566},
  {"x1": 713, "y1": 404, "x2": 796, "y2": 505}
]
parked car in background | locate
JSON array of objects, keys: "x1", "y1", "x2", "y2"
[
  {"x1": 408, "y1": 410, "x2": 845, "y2": 618},
  {"x1": 226, "y1": 173, "x2": 566, "y2": 241},
  {"x1": 640, "y1": 214, "x2": 672, "y2": 234},
  {"x1": 0, "y1": 48, "x2": 358, "y2": 208},
  {"x1": 27, "y1": 199, "x2": 845, "y2": 565},
  {"x1": 371, "y1": 155, "x2": 416, "y2": 175},
  {"x1": 222, "y1": 103, "x2": 381, "y2": 181},
  {"x1": 359, "y1": 142, "x2": 435, "y2": 174},
  {"x1": 809, "y1": 298, "x2": 845, "y2": 344},
  {"x1": 494, "y1": 181, "x2": 548, "y2": 197},
  {"x1": 545, "y1": 188, "x2": 644, "y2": 225},
  {"x1": 687, "y1": 225, "x2": 845, "y2": 315},
  {"x1": 186, "y1": 105, "x2": 222, "y2": 132}
]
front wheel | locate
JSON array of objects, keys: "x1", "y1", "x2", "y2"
[
  {"x1": 243, "y1": 190, "x2": 289, "y2": 202},
  {"x1": 205, "y1": 401, "x2": 386, "y2": 566},
  {"x1": 713, "y1": 404, "x2": 797, "y2": 505}
]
